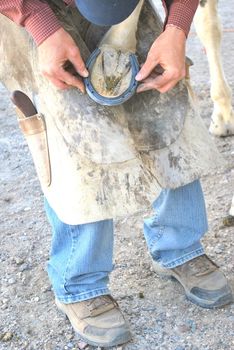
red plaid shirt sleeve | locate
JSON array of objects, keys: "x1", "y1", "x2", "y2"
[
  {"x1": 162, "y1": 0, "x2": 199, "y2": 37},
  {"x1": 0, "y1": 0, "x2": 199, "y2": 46},
  {"x1": 0, "y1": 0, "x2": 74, "y2": 45}
]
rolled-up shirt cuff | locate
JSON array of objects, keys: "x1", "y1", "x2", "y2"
[
  {"x1": 166, "y1": 0, "x2": 199, "y2": 37},
  {"x1": 64, "y1": 0, "x2": 76, "y2": 6},
  {"x1": 24, "y1": 5, "x2": 62, "y2": 46}
]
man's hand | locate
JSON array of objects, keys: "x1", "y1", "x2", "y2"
[
  {"x1": 136, "y1": 26, "x2": 186, "y2": 93},
  {"x1": 38, "y1": 28, "x2": 88, "y2": 92}
]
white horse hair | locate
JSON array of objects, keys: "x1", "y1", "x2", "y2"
[{"x1": 194, "y1": 0, "x2": 234, "y2": 215}]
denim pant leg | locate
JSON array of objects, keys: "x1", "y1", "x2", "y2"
[
  {"x1": 44, "y1": 199, "x2": 113, "y2": 303},
  {"x1": 144, "y1": 180, "x2": 208, "y2": 268}
]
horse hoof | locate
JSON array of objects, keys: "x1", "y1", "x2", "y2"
[{"x1": 209, "y1": 112, "x2": 234, "y2": 137}]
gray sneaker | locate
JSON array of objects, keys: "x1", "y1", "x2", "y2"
[
  {"x1": 153, "y1": 255, "x2": 233, "y2": 308},
  {"x1": 55, "y1": 295, "x2": 132, "y2": 347}
]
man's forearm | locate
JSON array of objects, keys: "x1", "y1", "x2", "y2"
[
  {"x1": 0, "y1": 0, "x2": 62, "y2": 45},
  {"x1": 162, "y1": 0, "x2": 199, "y2": 37},
  {"x1": 1, "y1": 0, "x2": 199, "y2": 45}
]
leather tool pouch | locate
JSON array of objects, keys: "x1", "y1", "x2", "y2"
[{"x1": 17, "y1": 112, "x2": 51, "y2": 187}]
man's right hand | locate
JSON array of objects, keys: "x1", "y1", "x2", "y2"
[{"x1": 38, "y1": 28, "x2": 88, "y2": 92}]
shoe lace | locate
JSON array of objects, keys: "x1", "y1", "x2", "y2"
[
  {"x1": 188, "y1": 255, "x2": 218, "y2": 277},
  {"x1": 85, "y1": 295, "x2": 117, "y2": 311}
]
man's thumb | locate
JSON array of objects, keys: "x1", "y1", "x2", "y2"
[
  {"x1": 68, "y1": 48, "x2": 89, "y2": 78},
  {"x1": 135, "y1": 57, "x2": 157, "y2": 81}
]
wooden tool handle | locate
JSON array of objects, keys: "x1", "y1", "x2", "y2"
[{"x1": 11, "y1": 90, "x2": 37, "y2": 117}]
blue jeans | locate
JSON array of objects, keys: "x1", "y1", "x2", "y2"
[{"x1": 45, "y1": 179, "x2": 207, "y2": 303}]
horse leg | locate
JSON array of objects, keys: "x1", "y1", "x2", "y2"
[
  {"x1": 194, "y1": 0, "x2": 234, "y2": 136},
  {"x1": 89, "y1": 0, "x2": 144, "y2": 98},
  {"x1": 99, "y1": 0, "x2": 144, "y2": 52}
]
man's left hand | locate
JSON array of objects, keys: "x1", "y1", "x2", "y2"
[{"x1": 135, "y1": 26, "x2": 186, "y2": 94}]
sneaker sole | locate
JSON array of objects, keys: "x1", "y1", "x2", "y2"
[
  {"x1": 56, "y1": 300, "x2": 132, "y2": 347},
  {"x1": 185, "y1": 289, "x2": 233, "y2": 309},
  {"x1": 152, "y1": 262, "x2": 233, "y2": 309},
  {"x1": 74, "y1": 330, "x2": 132, "y2": 348}
]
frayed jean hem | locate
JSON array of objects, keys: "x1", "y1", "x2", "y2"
[
  {"x1": 55, "y1": 287, "x2": 110, "y2": 304},
  {"x1": 160, "y1": 247, "x2": 205, "y2": 269}
]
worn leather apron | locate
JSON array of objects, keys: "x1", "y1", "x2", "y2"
[{"x1": 0, "y1": 0, "x2": 225, "y2": 224}]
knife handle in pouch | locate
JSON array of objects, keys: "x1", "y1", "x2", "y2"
[
  {"x1": 11, "y1": 90, "x2": 51, "y2": 187},
  {"x1": 11, "y1": 90, "x2": 37, "y2": 117}
]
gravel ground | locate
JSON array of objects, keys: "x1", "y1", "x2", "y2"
[{"x1": 0, "y1": 1, "x2": 234, "y2": 349}]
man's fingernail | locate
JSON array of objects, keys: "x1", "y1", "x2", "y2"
[
  {"x1": 137, "y1": 85, "x2": 145, "y2": 93},
  {"x1": 83, "y1": 69, "x2": 89, "y2": 77},
  {"x1": 135, "y1": 72, "x2": 142, "y2": 81}
]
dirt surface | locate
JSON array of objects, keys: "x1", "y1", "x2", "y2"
[{"x1": 0, "y1": 1, "x2": 234, "y2": 349}]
